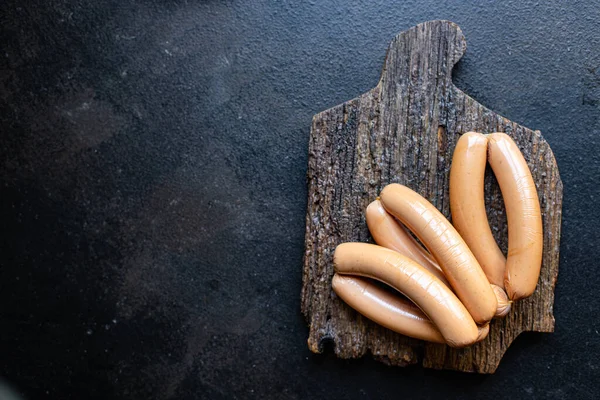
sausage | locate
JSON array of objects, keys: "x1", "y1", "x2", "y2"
[
  {"x1": 379, "y1": 184, "x2": 497, "y2": 324},
  {"x1": 332, "y1": 274, "x2": 445, "y2": 343},
  {"x1": 366, "y1": 198, "x2": 509, "y2": 318},
  {"x1": 449, "y1": 132, "x2": 506, "y2": 288},
  {"x1": 449, "y1": 132, "x2": 511, "y2": 317},
  {"x1": 366, "y1": 200, "x2": 450, "y2": 287},
  {"x1": 491, "y1": 284, "x2": 511, "y2": 318},
  {"x1": 333, "y1": 243, "x2": 480, "y2": 347},
  {"x1": 487, "y1": 132, "x2": 543, "y2": 300},
  {"x1": 332, "y1": 274, "x2": 490, "y2": 344}
]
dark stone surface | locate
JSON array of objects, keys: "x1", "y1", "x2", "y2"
[{"x1": 0, "y1": 1, "x2": 598, "y2": 399}]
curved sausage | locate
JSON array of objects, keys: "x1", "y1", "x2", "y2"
[
  {"x1": 449, "y1": 132, "x2": 506, "y2": 288},
  {"x1": 379, "y1": 184, "x2": 497, "y2": 324},
  {"x1": 333, "y1": 243, "x2": 480, "y2": 348},
  {"x1": 332, "y1": 274, "x2": 445, "y2": 343},
  {"x1": 366, "y1": 197, "x2": 508, "y2": 318},
  {"x1": 366, "y1": 200, "x2": 450, "y2": 287},
  {"x1": 487, "y1": 132, "x2": 543, "y2": 300},
  {"x1": 332, "y1": 274, "x2": 490, "y2": 344}
]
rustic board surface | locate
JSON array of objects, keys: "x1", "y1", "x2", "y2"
[{"x1": 301, "y1": 20, "x2": 563, "y2": 373}]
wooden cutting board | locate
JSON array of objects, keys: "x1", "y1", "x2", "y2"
[{"x1": 301, "y1": 20, "x2": 562, "y2": 374}]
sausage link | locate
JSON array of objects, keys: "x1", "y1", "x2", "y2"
[
  {"x1": 332, "y1": 274, "x2": 446, "y2": 343},
  {"x1": 366, "y1": 200, "x2": 450, "y2": 287},
  {"x1": 333, "y1": 274, "x2": 490, "y2": 344},
  {"x1": 450, "y1": 132, "x2": 506, "y2": 287},
  {"x1": 379, "y1": 184, "x2": 497, "y2": 324},
  {"x1": 487, "y1": 132, "x2": 543, "y2": 300},
  {"x1": 333, "y1": 243, "x2": 480, "y2": 347}
]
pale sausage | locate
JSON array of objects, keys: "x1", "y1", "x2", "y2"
[
  {"x1": 332, "y1": 274, "x2": 446, "y2": 343},
  {"x1": 366, "y1": 200, "x2": 450, "y2": 287},
  {"x1": 379, "y1": 184, "x2": 497, "y2": 324},
  {"x1": 367, "y1": 196, "x2": 508, "y2": 318},
  {"x1": 449, "y1": 132, "x2": 506, "y2": 288},
  {"x1": 487, "y1": 132, "x2": 543, "y2": 300},
  {"x1": 332, "y1": 274, "x2": 490, "y2": 344},
  {"x1": 333, "y1": 243, "x2": 480, "y2": 347}
]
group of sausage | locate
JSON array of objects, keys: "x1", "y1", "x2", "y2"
[{"x1": 331, "y1": 132, "x2": 543, "y2": 348}]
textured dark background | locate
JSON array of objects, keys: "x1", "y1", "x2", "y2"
[{"x1": 0, "y1": 1, "x2": 598, "y2": 399}]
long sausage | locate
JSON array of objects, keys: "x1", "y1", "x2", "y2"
[
  {"x1": 332, "y1": 274, "x2": 490, "y2": 344},
  {"x1": 333, "y1": 243, "x2": 480, "y2": 348},
  {"x1": 332, "y1": 274, "x2": 446, "y2": 343},
  {"x1": 379, "y1": 184, "x2": 497, "y2": 324},
  {"x1": 487, "y1": 132, "x2": 543, "y2": 300},
  {"x1": 366, "y1": 200, "x2": 450, "y2": 287},
  {"x1": 449, "y1": 132, "x2": 506, "y2": 288}
]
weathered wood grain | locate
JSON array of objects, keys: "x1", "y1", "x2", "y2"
[{"x1": 301, "y1": 20, "x2": 562, "y2": 373}]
